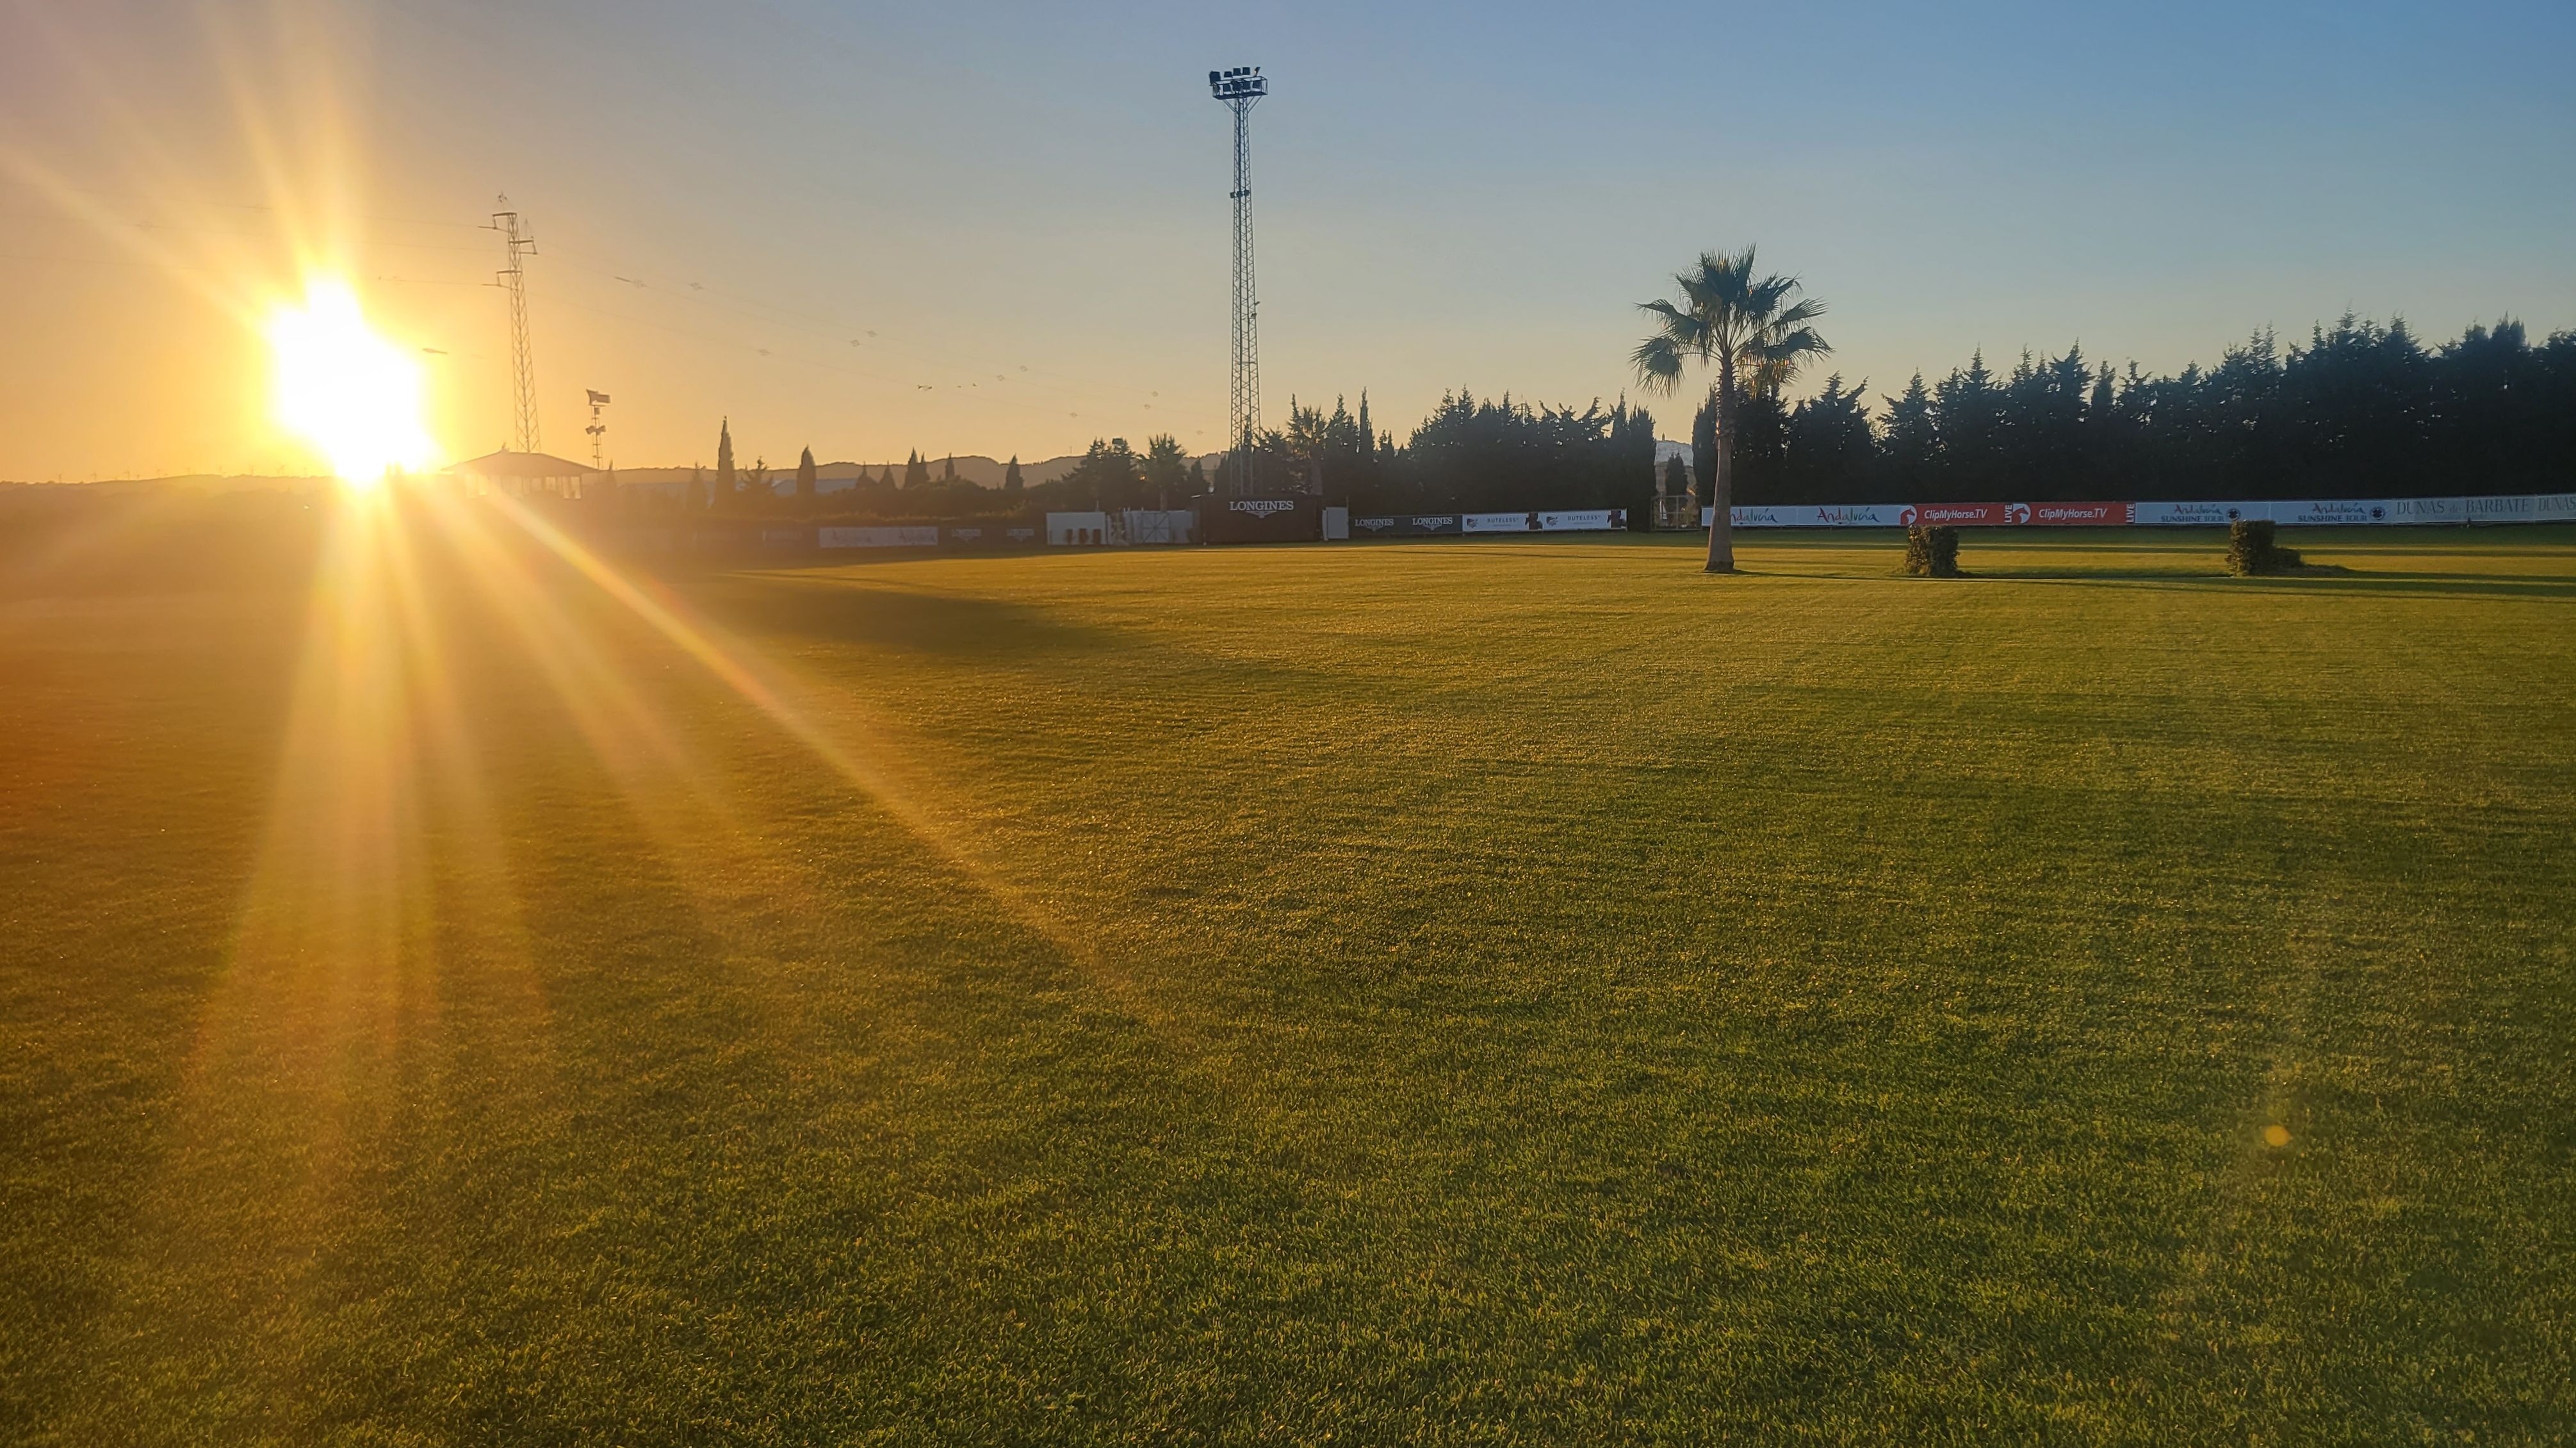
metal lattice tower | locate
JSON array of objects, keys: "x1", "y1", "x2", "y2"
[
  {"x1": 1209, "y1": 67, "x2": 1266, "y2": 492},
  {"x1": 487, "y1": 200, "x2": 541, "y2": 453}
]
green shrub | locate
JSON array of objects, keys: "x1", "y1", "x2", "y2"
[
  {"x1": 1903, "y1": 525, "x2": 1962, "y2": 578},
  {"x1": 2227, "y1": 519, "x2": 2303, "y2": 575}
]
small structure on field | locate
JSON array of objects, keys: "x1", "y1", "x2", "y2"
[
  {"x1": 448, "y1": 449, "x2": 596, "y2": 499},
  {"x1": 2226, "y1": 519, "x2": 2303, "y2": 574},
  {"x1": 1903, "y1": 525, "x2": 1964, "y2": 577}
]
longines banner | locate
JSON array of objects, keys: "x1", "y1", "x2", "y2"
[
  {"x1": 1202, "y1": 495, "x2": 1321, "y2": 544},
  {"x1": 1351, "y1": 514, "x2": 1463, "y2": 536}
]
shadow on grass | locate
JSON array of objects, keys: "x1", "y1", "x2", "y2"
[
  {"x1": 680, "y1": 573, "x2": 1128, "y2": 662},
  {"x1": 1941, "y1": 569, "x2": 2576, "y2": 601}
]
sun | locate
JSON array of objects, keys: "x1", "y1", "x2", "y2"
[{"x1": 266, "y1": 279, "x2": 437, "y2": 485}]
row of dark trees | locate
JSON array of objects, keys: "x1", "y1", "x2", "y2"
[
  {"x1": 641, "y1": 312, "x2": 2573, "y2": 521},
  {"x1": 1721, "y1": 316, "x2": 2576, "y2": 506},
  {"x1": 1209, "y1": 391, "x2": 1659, "y2": 518},
  {"x1": 644, "y1": 423, "x2": 1040, "y2": 518}
]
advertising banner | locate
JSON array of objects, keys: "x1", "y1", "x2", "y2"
[
  {"x1": 819, "y1": 525, "x2": 937, "y2": 548},
  {"x1": 1898, "y1": 502, "x2": 2012, "y2": 526},
  {"x1": 943, "y1": 523, "x2": 1041, "y2": 548},
  {"x1": 1464, "y1": 512, "x2": 1540, "y2": 533},
  {"x1": 2021, "y1": 501, "x2": 2130, "y2": 525},
  {"x1": 1202, "y1": 495, "x2": 1321, "y2": 544},
  {"x1": 2386, "y1": 497, "x2": 2466, "y2": 525},
  {"x1": 2273, "y1": 499, "x2": 2390, "y2": 526},
  {"x1": 1400, "y1": 514, "x2": 1463, "y2": 535},
  {"x1": 2460, "y1": 494, "x2": 2576, "y2": 524},
  {"x1": 1537, "y1": 510, "x2": 1625, "y2": 532},
  {"x1": 1351, "y1": 515, "x2": 1401, "y2": 537},
  {"x1": 1725, "y1": 504, "x2": 1909, "y2": 527},
  {"x1": 762, "y1": 527, "x2": 812, "y2": 548},
  {"x1": 2132, "y1": 501, "x2": 2263, "y2": 526}
]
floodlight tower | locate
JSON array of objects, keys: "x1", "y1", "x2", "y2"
[
  {"x1": 487, "y1": 198, "x2": 541, "y2": 452},
  {"x1": 1209, "y1": 65, "x2": 1267, "y2": 492},
  {"x1": 584, "y1": 389, "x2": 610, "y2": 469}
]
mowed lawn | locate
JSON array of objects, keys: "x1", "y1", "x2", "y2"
[{"x1": 3, "y1": 512, "x2": 2572, "y2": 1444}]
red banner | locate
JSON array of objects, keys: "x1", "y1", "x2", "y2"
[{"x1": 2020, "y1": 501, "x2": 2130, "y2": 525}]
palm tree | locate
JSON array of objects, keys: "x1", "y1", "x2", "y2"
[{"x1": 1633, "y1": 247, "x2": 1830, "y2": 572}]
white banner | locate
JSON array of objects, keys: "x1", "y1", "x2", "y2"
[
  {"x1": 2463, "y1": 494, "x2": 2576, "y2": 523},
  {"x1": 1537, "y1": 509, "x2": 1624, "y2": 532},
  {"x1": 2130, "y1": 501, "x2": 2259, "y2": 526},
  {"x1": 2386, "y1": 497, "x2": 2465, "y2": 524},
  {"x1": 819, "y1": 525, "x2": 938, "y2": 548},
  {"x1": 1463, "y1": 512, "x2": 1538, "y2": 533},
  {"x1": 1733, "y1": 503, "x2": 1912, "y2": 527},
  {"x1": 2271, "y1": 499, "x2": 2392, "y2": 526}
]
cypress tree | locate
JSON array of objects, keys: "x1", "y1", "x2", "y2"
[
  {"x1": 716, "y1": 419, "x2": 736, "y2": 500},
  {"x1": 795, "y1": 446, "x2": 817, "y2": 498},
  {"x1": 1690, "y1": 392, "x2": 1717, "y2": 503},
  {"x1": 1004, "y1": 455, "x2": 1024, "y2": 493},
  {"x1": 903, "y1": 450, "x2": 929, "y2": 489}
]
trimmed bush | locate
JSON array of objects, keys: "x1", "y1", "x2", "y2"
[
  {"x1": 1903, "y1": 525, "x2": 1963, "y2": 578},
  {"x1": 2227, "y1": 519, "x2": 2304, "y2": 575}
]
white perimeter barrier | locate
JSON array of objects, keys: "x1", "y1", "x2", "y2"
[
  {"x1": 820, "y1": 525, "x2": 938, "y2": 548},
  {"x1": 1463, "y1": 510, "x2": 1628, "y2": 533},
  {"x1": 1700, "y1": 496, "x2": 2576, "y2": 527}
]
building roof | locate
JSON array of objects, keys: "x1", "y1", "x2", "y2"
[{"x1": 446, "y1": 449, "x2": 594, "y2": 479}]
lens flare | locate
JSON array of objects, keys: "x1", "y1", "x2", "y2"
[{"x1": 266, "y1": 279, "x2": 436, "y2": 484}]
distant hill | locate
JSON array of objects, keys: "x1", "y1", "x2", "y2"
[{"x1": 10, "y1": 453, "x2": 1223, "y2": 493}]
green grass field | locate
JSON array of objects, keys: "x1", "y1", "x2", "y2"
[{"x1": 4, "y1": 516, "x2": 2572, "y2": 1444}]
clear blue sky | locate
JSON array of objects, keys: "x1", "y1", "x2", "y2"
[{"x1": 3, "y1": 0, "x2": 2571, "y2": 476}]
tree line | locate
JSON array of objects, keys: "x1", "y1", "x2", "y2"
[
  {"x1": 1214, "y1": 391, "x2": 1659, "y2": 519},
  {"x1": 635, "y1": 311, "x2": 2574, "y2": 524},
  {"x1": 1723, "y1": 316, "x2": 2576, "y2": 507}
]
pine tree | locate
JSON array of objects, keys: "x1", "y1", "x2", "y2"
[
  {"x1": 1880, "y1": 373, "x2": 1937, "y2": 501},
  {"x1": 1004, "y1": 455, "x2": 1024, "y2": 493}
]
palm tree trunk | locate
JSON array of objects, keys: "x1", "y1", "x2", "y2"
[{"x1": 1704, "y1": 368, "x2": 1736, "y2": 573}]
